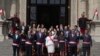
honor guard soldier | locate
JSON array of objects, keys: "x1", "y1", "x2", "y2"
[
  {"x1": 68, "y1": 29, "x2": 79, "y2": 56},
  {"x1": 82, "y1": 29, "x2": 92, "y2": 56},
  {"x1": 8, "y1": 14, "x2": 20, "y2": 34},
  {"x1": 8, "y1": 30, "x2": 21, "y2": 56},
  {"x1": 36, "y1": 28, "x2": 45, "y2": 56},
  {"x1": 25, "y1": 31, "x2": 33, "y2": 56},
  {"x1": 78, "y1": 12, "x2": 92, "y2": 35}
]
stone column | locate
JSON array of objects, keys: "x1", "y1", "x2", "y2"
[
  {"x1": 71, "y1": 0, "x2": 78, "y2": 28},
  {"x1": 0, "y1": 0, "x2": 5, "y2": 9},
  {"x1": 10, "y1": 0, "x2": 17, "y2": 17},
  {"x1": 88, "y1": 0, "x2": 95, "y2": 35},
  {"x1": 78, "y1": 0, "x2": 87, "y2": 18},
  {"x1": 19, "y1": 0, "x2": 27, "y2": 25},
  {"x1": 88, "y1": 0, "x2": 94, "y2": 19}
]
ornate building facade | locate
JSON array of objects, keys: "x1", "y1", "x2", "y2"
[{"x1": 0, "y1": 0, "x2": 100, "y2": 36}]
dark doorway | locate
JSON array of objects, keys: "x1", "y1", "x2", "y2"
[
  {"x1": 27, "y1": 0, "x2": 71, "y2": 27},
  {"x1": 37, "y1": 6, "x2": 60, "y2": 28}
]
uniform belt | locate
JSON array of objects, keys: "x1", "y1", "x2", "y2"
[
  {"x1": 25, "y1": 41, "x2": 32, "y2": 45},
  {"x1": 59, "y1": 40, "x2": 65, "y2": 42},
  {"x1": 83, "y1": 42, "x2": 90, "y2": 44},
  {"x1": 69, "y1": 41, "x2": 76, "y2": 44},
  {"x1": 36, "y1": 42, "x2": 42, "y2": 45}
]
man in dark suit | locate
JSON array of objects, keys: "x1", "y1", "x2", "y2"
[
  {"x1": 68, "y1": 29, "x2": 79, "y2": 56},
  {"x1": 8, "y1": 30, "x2": 21, "y2": 56},
  {"x1": 25, "y1": 30, "x2": 34, "y2": 56},
  {"x1": 35, "y1": 28, "x2": 45, "y2": 56},
  {"x1": 64, "y1": 26, "x2": 71, "y2": 56},
  {"x1": 20, "y1": 31, "x2": 26, "y2": 56},
  {"x1": 82, "y1": 29, "x2": 92, "y2": 56},
  {"x1": 78, "y1": 12, "x2": 92, "y2": 35},
  {"x1": 7, "y1": 14, "x2": 20, "y2": 34}
]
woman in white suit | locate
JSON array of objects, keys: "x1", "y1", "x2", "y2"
[{"x1": 45, "y1": 32, "x2": 55, "y2": 56}]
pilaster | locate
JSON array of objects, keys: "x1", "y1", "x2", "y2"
[
  {"x1": 71, "y1": 0, "x2": 78, "y2": 27},
  {"x1": 19, "y1": 0, "x2": 27, "y2": 25},
  {"x1": 10, "y1": 0, "x2": 17, "y2": 17}
]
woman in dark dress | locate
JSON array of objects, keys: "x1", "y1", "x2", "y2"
[
  {"x1": 59, "y1": 31, "x2": 66, "y2": 56},
  {"x1": 20, "y1": 32, "x2": 26, "y2": 56}
]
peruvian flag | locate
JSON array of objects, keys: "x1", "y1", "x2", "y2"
[{"x1": 93, "y1": 9, "x2": 99, "y2": 20}]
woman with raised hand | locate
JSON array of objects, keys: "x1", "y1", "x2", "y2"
[{"x1": 45, "y1": 32, "x2": 55, "y2": 56}]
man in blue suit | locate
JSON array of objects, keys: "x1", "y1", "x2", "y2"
[
  {"x1": 8, "y1": 30, "x2": 21, "y2": 56},
  {"x1": 35, "y1": 28, "x2": 45, "y2": 56},
  {"x1": 25, "y1": 30, "x2": 34, "y2": 56},
  {"x1": 68, "y1": 29, "x2": 79, "y2": 56},
  {"x1": 82, "y1": 29, "x2": 92, "y2": 56}
]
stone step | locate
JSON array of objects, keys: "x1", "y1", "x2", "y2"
[
  {"x1": 0, "y1": 39, "x2": 100, "y2": 56},
  {"x1": 0, "y1": 39, "x2": 12, "y2": 56}
]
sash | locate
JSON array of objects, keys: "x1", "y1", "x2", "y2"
[
  {"x1": 83, "y1": 42, "x2": 90, "y2": 44},
  {"x1": 69, "y1": 41, "x2": 76, "y2": 44},
  {"x1": 59, "y1": 40, "x2": 65, "y2": 42},
  {"x1": 12, "y1": 43, "x2": 19, "y2": 46},
  {"x1": 36, "y1": 42, "x2": 42, "y2": 45},
  {"x1": 49, "y1": 36, "x2": 54, "y2": 43},
  {"x1": 25, "y1": 41, "x2": 32, "y2": 45}
]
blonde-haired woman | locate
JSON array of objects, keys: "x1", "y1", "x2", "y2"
[{"x1": 45, "y1": 32, "x2": 55, "y2": 56}]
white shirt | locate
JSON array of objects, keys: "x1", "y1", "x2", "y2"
[
  {"x1": 65, "y1": 31, "x2": 69, "y2": 37},
  {"x1": 39, "y1": 32, "x2": 42, "y2": 38},
  {"x1": 72, "y1": 34, "x2": 74, "y2": 37},
  {"x1": 28, "y1": 34, "x2": 31, "y2": 39},
  {"x1": 15, "y1": 34, "x2": 18, "y2": 39}
]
